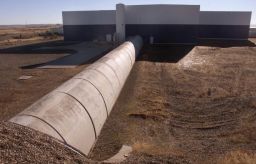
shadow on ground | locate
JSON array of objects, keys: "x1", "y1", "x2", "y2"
[
  {"x1": 20, "y1": 52, "x2": 108, "y2": 69},
  {"x1": 0, "y1": 40, "x2": 80, "y2": 54},
  {"x1": 138, "y1": 39, "x2": 255, "y2": 63},
  {"x1": 138, "y1": 45, "x2": 194, "y2": 63},
  {"x1": 1, "y1": 39, "x2": 254, "y2": 67},
  {"x1": 198, "y1": 39, "x2": 256, "y2": 48},
  {"x1": 0, "y1": 40, "x2": 113, "y2": 68}
]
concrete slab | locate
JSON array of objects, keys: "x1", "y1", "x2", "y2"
[
  {"x1": 18, "y1": 75, "x2": 33, "y2": 80},
  {"x1": 104, "y1": 145, "x2": 132, "y2": 163},
  {"x1": 35, "y1": 42, "x2": 112, "y2": 69}
]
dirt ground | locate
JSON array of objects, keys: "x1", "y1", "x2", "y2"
[
  {"x1": 0, "y1": 35, "x2": 113, "y2": 163},
  {"x1": 0, "y1": 41, "x2": 90, "y2": 121},
  {"x1": 0, "y1": 121, "x2": 90, "y2": 163},
  {"x1": 1, "y1": 38, "x2": 256, "y2": 163},
  {"x1": 0, "y1": 25, "x2": 62, "y2": 48},
  {"x1": 90, "y1": 39, "x2": 256, "y2": 164}
]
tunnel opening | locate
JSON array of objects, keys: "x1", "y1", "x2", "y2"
[{"x1": 137, "y1": 44, "x2": 195, "y2": 63}]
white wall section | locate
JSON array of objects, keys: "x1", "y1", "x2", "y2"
[
  {"x1": 125, "y1": 5, "x2": 200, "y2": 25},
  {"x1": 200, "y1": 11, "x2": 252, "y2": 25},
  {"x1": 116, "y1": 3, "x2": 126, "y2": 43},
  {"x1": 63, "y1": 10, "x2": 116, "y2": 25}
]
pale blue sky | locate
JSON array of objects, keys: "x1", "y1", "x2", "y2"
[{"x1": 0, "y1": 0, "x2": 255, "y2": 25}]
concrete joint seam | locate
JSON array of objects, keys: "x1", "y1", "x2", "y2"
[{"x1": 9, "y1": 35, "x2": 143, "y2": 156}]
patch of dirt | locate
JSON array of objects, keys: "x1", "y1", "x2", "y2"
[
  {"x1": 0, "y1": 40, "x2": 101, "y2": 163},
  {"x1": 0, "y1": 25, "x2": 62, "y2": 48},
  {"x1": 0, "y1": 38, "x2": 256, "y2": 163},
  {"x1": 0, "y1": 121, "x2": 90, "y2": 163},
  {"x1": 219, "y1": 150, "x2": 256, "y2": 164},
  {"x1": 90, "y1": 41, "x2": 256, "y2": 163},
  {"x1": 0, "y1": 41, "x2": 88, "y2": 121}
]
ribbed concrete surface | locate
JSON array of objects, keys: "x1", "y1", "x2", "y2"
[{"x1": 10, "y1": 36, "x2": 143, "y2": 155}]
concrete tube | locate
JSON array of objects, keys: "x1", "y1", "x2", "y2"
[{"x1": 10, "y1": 36, "x2": 143, "y2": 156}]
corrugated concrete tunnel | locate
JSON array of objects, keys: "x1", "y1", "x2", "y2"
[{"x1": 9, "y1": 36, "x2": 143, "y2": 156}]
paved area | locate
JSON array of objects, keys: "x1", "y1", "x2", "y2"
[{"x1": 37, "y1": 42, "x2": 113, "y2": 68}]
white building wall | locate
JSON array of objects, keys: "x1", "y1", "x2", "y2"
[
  {"x1": 125, "y1": 5, "x2": 200, "y2": 25},
  {"x1": 63, "y1": 10, "x2": 116, "y2": 25},
  {"x1": 200, "y1": 11, "x2": 252, "y2": 25},
  {"x1": 116, "y1": 4, "x2": 126, "y2": 43}
]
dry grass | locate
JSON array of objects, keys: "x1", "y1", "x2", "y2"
[
  {"x1": 0, "y1": 122, "x2": 90, "y2": 163},
  {"x1": 0, "y1": 25, "x2": 62, "y2": 48},
  {"x1": 91, "y1": 42, "x2": 256, "y2": 163},
  {"x1": 132, "y1": 141, "x2": 184, "y2": 157},
  {"x1": 128, "y1": 108, "x2": 170, "y2": 121},
  {"x1": 132, "y1": 142, "x2": 153, "y2": 152},
  {"x1": 220, "y1": 150, "x2": 256, "y2": 164},
  {"x1": 0, "y1": 40, "x2": 88, "y2": 121}
]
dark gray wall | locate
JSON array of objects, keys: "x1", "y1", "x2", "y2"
[
  {"x1": 199, "y1": 11, "x2": 251, "y2": 39},
  {"x1": 126, "y1": 25, "x2": 198, "y2": 44},
  {"x1": 125, "y1": 5, "x2": 200, "y2": 44},
  {"x1": 63, "y1": 11, "x2": 116, "y2": 41},
  {"x1": 198, "y1": 25, "x2": 250, "y2": 39},
  {"x1": 63, "y1": 25, "x2": 115, "y2": 41}
]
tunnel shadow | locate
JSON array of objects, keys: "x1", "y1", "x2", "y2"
[
  {"x1": 2, "y1": 39, "x2": 254, "y2": 67},
  {"x1": 137, "y1": 44, "x2": 195, "y2": 63},
  {"x1": 0, "y1": 40, "x2": 80, "y2": 54},
  {"x1": 197, "y1": 39, "x2": 256, "y2": 48},
  {"x1": 137, "y1": 39, "x2": 255, "y2": 63},
  {"x1": 21, "y1": 63, "x2": 47, "y2": 69},
  {"x1": 20, "y1": 49, "x2": 111, "y2": 69},
  {"x1": 0, "y1": 40, "x2": 111, "y2": 69}
]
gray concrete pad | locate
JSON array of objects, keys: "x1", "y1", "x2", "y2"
[
  {"x1": 104, "y1": 145, "x2": 132, "y2": 163},
  {"x1": 36, "y1": 42, "x2": 112, "y2": 68},
  {"x1": 18, "y1": 75, "x2": 33, "y2": 80}
]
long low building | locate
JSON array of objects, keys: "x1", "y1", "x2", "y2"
[{"x1": 62, "y1": 4, "x2": 252, "y2": 44}]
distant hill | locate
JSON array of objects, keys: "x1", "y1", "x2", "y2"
[{"x1": 0, "y1": 24, "x2": 62, "y2": 29}]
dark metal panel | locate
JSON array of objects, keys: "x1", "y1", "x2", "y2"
[
  {"x1": 126, "y1": 24, "x2": 198, "y2": 44},
  {"x1": 63, "y1": 24, "x2": 250, "y2": 42},
  {"x1": 63, "y1": 25, "x2": 116, "y2": 41},
  {"x1": 198, "y1": 25, "x2": 250, "y2": 39}
]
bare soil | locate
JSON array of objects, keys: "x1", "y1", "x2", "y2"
[
  {"x1": 0, "y1": 39, "x2": 96, "y2": 163},
  {"x1": 1, "y1": 37, "x2": 256, "y2": 163},
  {"x1": 0, "y1": 121, "x2": 90, "y2": 163},
  {"x1": 0, "y1": 42, "x2": 88, "y2": 121},
  {"x1": 90, "y1": 39, "x2": 256, "y2": 164},
  {"x1": 0, "y1": 29, "x2": 112, "y2": 163},
  {"x1": 0, "y1": 25, "x2": 62, "y2": 48}
]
